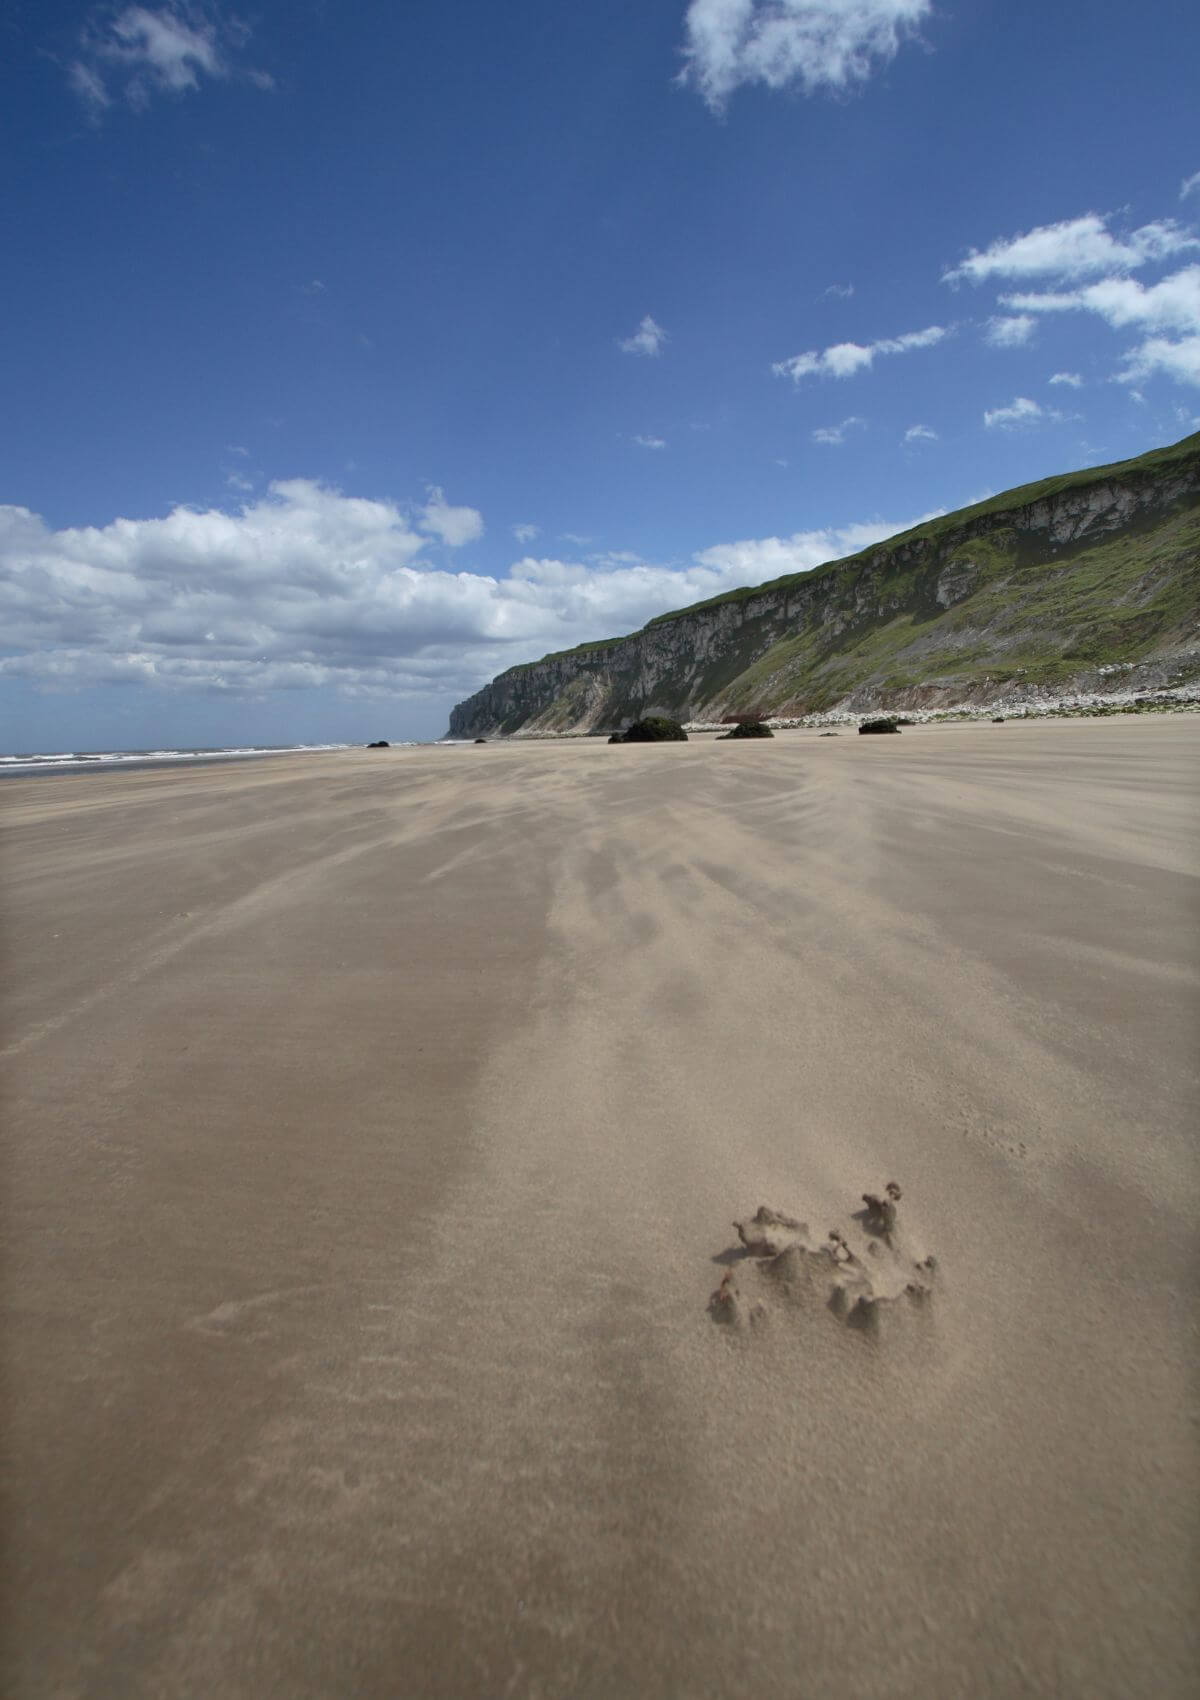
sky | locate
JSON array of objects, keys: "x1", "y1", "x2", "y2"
[{"x1": 3, "y1": 0, "x2": 1199, "y2": 749}]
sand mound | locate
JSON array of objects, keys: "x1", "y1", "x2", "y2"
[{"x1": 711, "y1": 1183, "x2": 936, "y2": 1333}]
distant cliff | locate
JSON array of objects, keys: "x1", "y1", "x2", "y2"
[{"x1": 448, "y1": 433, "x2": 1200, "y2": 737}]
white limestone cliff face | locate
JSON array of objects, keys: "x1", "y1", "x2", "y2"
[{"x1": 447, "y1": 454, "x2": 1200, "y2": 738}]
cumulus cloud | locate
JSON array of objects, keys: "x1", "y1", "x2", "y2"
[
  {"x1": 1048, "y1": 371, "x2": 1083, "y2": 387},
  {"x1": 619, "y1": 315, "x2": 667, "y2": 356},
  {"x1": 417, "y1": 487, "x2": 484, "y2": 547},
  {"x1": 1005, "y1": 266, "x2": 1200, "y2": 389},
  {"x1": 985, "y1": 313, "x2": 1035, "y2": 348},
  {"x1": 680, "y1": 0, "x2": 931, "y2": 111},
  {"x1": 773, "y1": 323, "x2": 946, "y2": 382},
  {"x1": 0, "y1": 481, "x2": 941, "y2": 703},
  {"x1": 693, "y1": 511, "x2": 944, "y2": 580},
  {"x1": 68, "y1": 5, "x2": 267, "y2": 112},
  {"x1": 943, "y1": 213, "x2": 1199, "y2": 285},
  {"x1": 904, "y1": 423, "x2": 937, "y2": 442},
  {"x1": 633, "y1": 434, "x2": 667, "y2": 450},
  {"x1": 811, "y1": 416, "x2": 864, "y2": 445},
  {"x1": 983, "y1": 396, "x2": 1053, "y2": 429}
]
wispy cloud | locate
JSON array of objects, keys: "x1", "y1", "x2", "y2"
[
  {"x1": 633, "y1": 434, "x2": 667, "y2": 450},
  {"x1": 822, "y1": 281, "x2": 855, "y2": 299},
  {"x1": 1181, "y1": 171, "x2": 1200, "y2": 202},
  {"x1": 812, "y1": 416, "x2": 865, "y2": 445},
  {"x1": 512, "y1": 523, "x2": 540, "y2": 545},
  {"x1": 773, "y1": 323, "x2": 946, "y2": 382},
  {"x1": 944, "y1": 213, "x2": 1199, "y2": 285},
  {"x1": 983, "y1": 396, "x2": 1057, "y2": 429},
  {"x1": 985, "y1": 313, "x2": 1035, "y2": 348},
  {"x1": 680, "y1": 0, "x2": 932, "y2": 112},
  {"x1": 1048, "y1": 371, "x2": 1083, "y2": 388},
  {"x1": 904, "y1": 423, "x2": 938, "y2": 442},
  {"x1": 1005, "y1": 266, "x2": 1200, "y2": 389},
  {"x1": 68, "y1": 5, "x2": 269, "y2": 114},
  {"x1": 619, "y1": 315, "x2": 667, "y2": 357}
]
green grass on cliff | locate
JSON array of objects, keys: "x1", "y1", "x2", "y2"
[
  {"x1": 642, "y1": 430, "x2": 1200, "y2": 632},
  {"x1": 500, "y1": 431, "x2": 1198, "y2": 681}
]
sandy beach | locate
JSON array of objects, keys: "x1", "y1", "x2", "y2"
[{"x1": 3, "y1": 718, "x2": 1197, "y2": 1698}]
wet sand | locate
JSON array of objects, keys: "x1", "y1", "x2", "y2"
[{"x1": 3, "y1": 718, "x2": 1198, "y2": 1698}]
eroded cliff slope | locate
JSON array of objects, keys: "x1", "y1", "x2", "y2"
[{"x1": 448, "y1": 433, "x2": 1200, "y2": 736}]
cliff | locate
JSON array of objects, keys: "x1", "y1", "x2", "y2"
[{"x1": 448, "y1": 433, "x2": 1200, "y2": 737}]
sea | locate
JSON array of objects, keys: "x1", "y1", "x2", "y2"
[{"x1": 2, "y1": 742, "x2": 358, "y2": 778}]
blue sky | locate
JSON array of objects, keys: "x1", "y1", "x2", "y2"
[{"x1": 3, "y1": 0, "x2": 1198, "y2": 748}]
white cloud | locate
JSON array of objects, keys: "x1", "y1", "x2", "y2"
[
  {"x1": 512, "y1": 523, "x2": 540, "y2": 545},
  {"x1": 811, "y1": 416, "x2": 864, "y2": 445},
  {"x1": 68, "y1": 4, "x2": 272, "y2": 114},
  {"x1": 985, "y1": 313, "x2": 1035, "y2": 348},
  {"x1": 417, "y1": 487, "x2": 484, "y2": 547},
  {"x1": 68, "y1": 5, "x2": 271, "y2": 111},
  {"x1": 944, "y1": 214, "x2": 1199, "y2": 285},
  {"x1": 904, "y1": 423, "x2": 937, "y2": 442},
  {"x1": 1181, "y1": 171, "x2": 1200, "y2": 202},
  {"x1": 680, "y1": 0, "x2": 932, "y2": 111},
  {"x1": 693, "y1": 511, "x2": 944, "y2": 580},
  {"x1": 0, "y1": 483, "x2": 942, "y2": 704},
  {"x1": 1005, "y1": 266, "x2": 1200, "y2": 390},
  {"x1": 225, "y1": 472, "x2": 253, "y2": 492},
  {"x1": 1118, "y1": 337, "x2": 1200, "y2": 388},
  {"x1": 983, "y1": 396, "x2": 1053, "y2": 429},
  {"x1": 1004, "y1": 266, "x2": 1200, "y2": 335},
  {"x1": 1048, "y1": 371, "x2": 1083, "y2": 388},
  {"x1": 773, "y1": 323, "x2": 946, "y2": 382},
  {"x1": 619, "y1": 315, "x2": 667, "y2": 357},
  {"x1": 633, "y1": 434, "x2": 667, "y2": 450},
  {"x1": 822, "y1": 281, "x2": 854, "y2": 299}
]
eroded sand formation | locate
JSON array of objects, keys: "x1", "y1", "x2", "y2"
[{"x1": 711, "y1": 1183, "x2": 937, "y2": 1333}]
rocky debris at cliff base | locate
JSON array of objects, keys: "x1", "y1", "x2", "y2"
[{"x1": 711, "y1": 1183, "x2": 936, "y2": 1334}]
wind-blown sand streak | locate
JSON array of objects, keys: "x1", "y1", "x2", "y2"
[{"x1": 2, "y1": 721, "x2": 1197, "y2": 1698}]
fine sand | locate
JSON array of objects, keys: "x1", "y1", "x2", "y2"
[{"x1": 2, "y1": 719, "x2": 1198, "y2": 1698}]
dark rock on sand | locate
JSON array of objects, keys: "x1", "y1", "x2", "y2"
[
  {"x1": 858, "y1": 718, "x2": 901, "y2": 734},
  {"x1": 366, "y1": 740, "x2": 390, "y2": 748},
  {"x1": 719, "y1": 721, "x2": 774, "y2": 740},
  {"x1": 610, "y1": 717, "x2": 688, "y2": 743}
]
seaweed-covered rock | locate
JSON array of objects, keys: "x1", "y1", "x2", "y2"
[
  {"x1": 858, "y1": 718, "x2": 901, "y2": 735},
  {"x1": 719, "y1": 721, "x2": 774, "y2": 740},
  {"x1": 366, "y1": 740, "x2": 390, "y2": 748},
  {"x1": 474, "y1": 737, "x2": 488, "y2": 743},
  {"x1": 610, "y1": 717, "x2": 689, "y2": 743}
]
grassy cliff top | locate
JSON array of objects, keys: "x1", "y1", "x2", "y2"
[{"x1": 501, "y1": 431, "x2": 1199, "y2": 676}]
